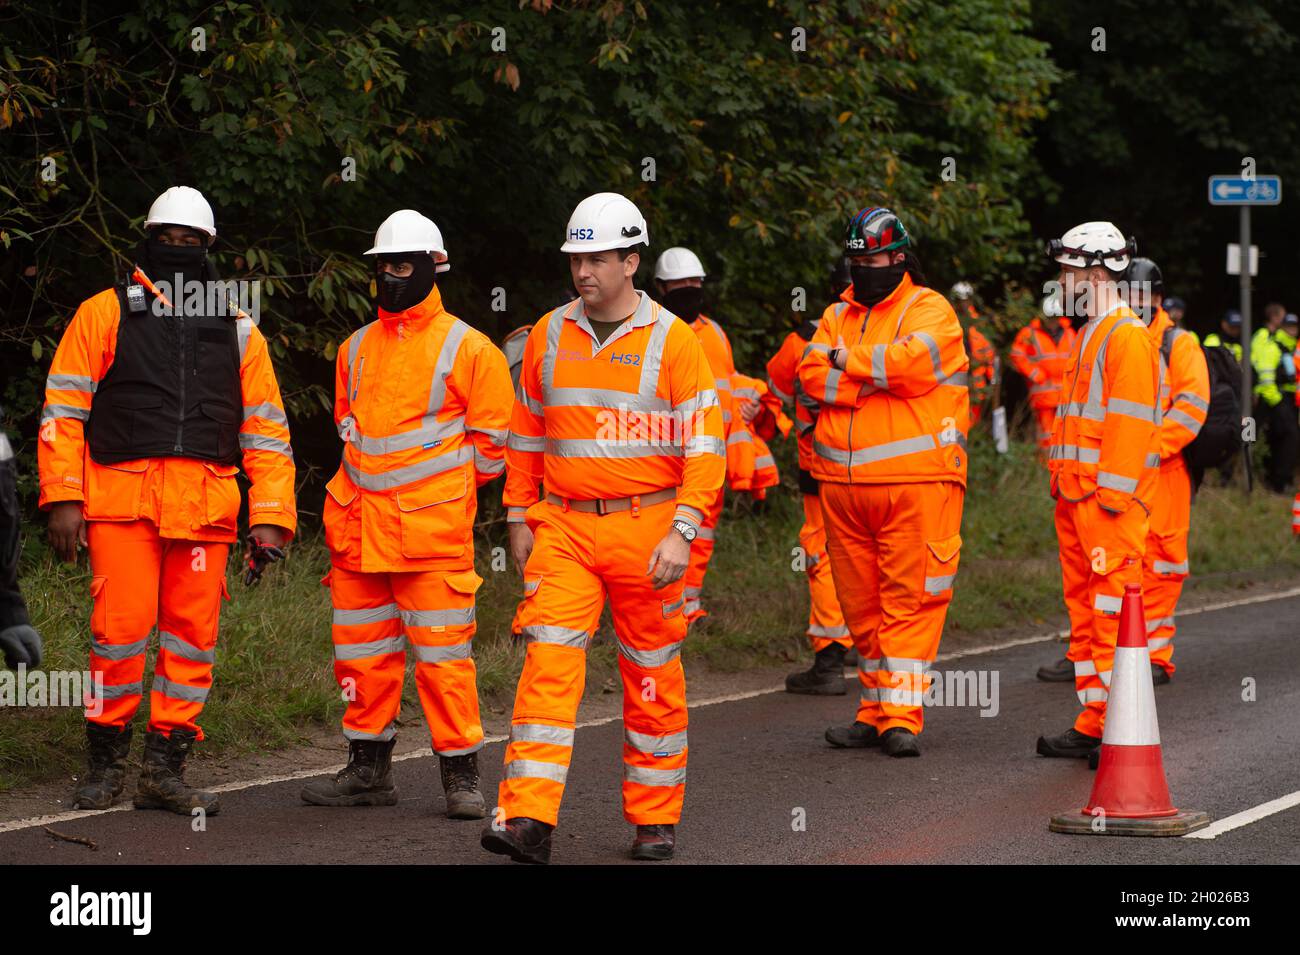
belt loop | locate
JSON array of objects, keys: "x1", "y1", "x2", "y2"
[
  {"x1": 596, "y1": 498, "x2": 608, "y2": 516},
  {"x1": 631, "y1": 494, "x2": 641, "y2": 518},
  {"x1": 562, "y1": 495, "x2": 570, "y2": 513}
]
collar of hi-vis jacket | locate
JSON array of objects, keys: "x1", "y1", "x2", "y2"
[
  {"x1": 562, "y1": 289, "x2": 656, "y2": 353},
  {"x1": 376, "y1": 284, "x2": 445, "y2": 331},
  {"x1": 837, "y1": 271, "x2": 917, "y2": 319}
]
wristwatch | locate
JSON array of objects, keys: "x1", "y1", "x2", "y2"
[
  {"x1": 829, "y1": 347, "x2": 843, "y2": 369},
  {"x1": 671, "y1": 519, "x2": 698, "y2": 543}
]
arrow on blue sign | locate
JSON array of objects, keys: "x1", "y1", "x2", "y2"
[{"x1": 1208, "y1": 175, "x2": 1282, "y2": 205}]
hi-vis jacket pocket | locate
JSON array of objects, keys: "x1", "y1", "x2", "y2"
[
  {"x1": 922, "y1": 533, "x2": 962, "y2": 601},
  {"x1": 397, "y1": 468, "x2": 469, "y2": 560},
  {"x1": 661, "y1": 595, "x2": 685, "y2": 618},
  {"x1": 322, "y1": 470, "x2": 360, "y2": 562},
  {"x1": 202, "y1": 462, "x2": 241, "y2": 530},
  {"x1": 83, "y1": 459, "x2": 149, "y2": 522}
]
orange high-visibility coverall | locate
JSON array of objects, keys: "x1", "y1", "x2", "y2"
[
  {"x1": 38, "y1": 284, "x2": 297, "y2": 739},
  {"x1": 767, "y1": 308, "x2": 851, "y2": 652},
  {"x1": 1009, "y1": 316, "x2": 1076, "y2": 450},
  {"x1": 798, "y1": 276, "x2": 969, "y2": 734},
  {"x1": 682, "y1": 314, "x2": 735, "y2": 621},
  {"x1": 324, "y1": 285, "x2": 512, "y2": 754},
  {"x1": 500, "y1": 292, "x2": 725, "y2": 826},
  {"x1": 1143, "y1": 308, "x2": 1209, "y2": 676},
  {"x1": 961, "y1": 305, "x2": 999, "y2": 425},
  {"x1": 727, "y1": 375, "x2": 783, "y2": 497},
  {"x1": 1048, "y1": 302, "x2": 1159, "y2": 738}
]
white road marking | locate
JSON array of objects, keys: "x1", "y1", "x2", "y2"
[
  {"x1": 1183, "y1": 789, "x2": 1300, "y2": 840},
  {"x1": 3, "y1": 585, "x2": 1298, "y2": 838}
]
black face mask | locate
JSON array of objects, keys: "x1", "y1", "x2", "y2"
[
  {"x1": 663, "y1": 285, "x2": 704, "y2": 322},
  {"x1": 142, "y1": 237, "x2": 209, "y2": 285},
  {"x1": 850, "y1": 262, "x2": 905, "y2": 307},
  {"x1": 375, "y1": 255, "x2": 436, "y2": 313}
]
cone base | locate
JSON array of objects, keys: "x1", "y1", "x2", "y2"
[
  {"x1": 1048, "y1": 809, "x2": 1210, "y2": 837},
  {"x1": 1086, "y1": 744, "x2": 1175, "y2": 818}
]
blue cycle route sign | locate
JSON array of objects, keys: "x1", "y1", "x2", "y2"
[{"x1": 1208, "y1": 175, "x2": 1282, "y2": 205}]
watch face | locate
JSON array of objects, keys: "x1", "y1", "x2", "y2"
[{"x1": 674, "y1": 520, "x2": 696, "y2": 541}]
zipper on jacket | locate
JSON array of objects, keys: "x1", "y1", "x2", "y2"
[
  {"x1": 174, "y1": 313, "x2": 186, "y2": 453},
  {"x1": 844, "y1": 305, "x2": 872, "y2": 481},
  {"x1": 351, "y1": 356, "x2": 366, "y2": 403}
]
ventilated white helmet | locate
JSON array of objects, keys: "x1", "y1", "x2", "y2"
[
  {"x1": 1047, "y1": 221, "x2": 1135, "y2": 272},
  {"x1": 951, "y1": 280, "x2": 974, "y2": 301},
  {"x1": 654, "y1": 247, "x2": 706, "y2": 282},
  {"x1": 1042, "y1": 292, "x2": 1063, "y2": 318},
  {"x1": 144, "y1": 186, "x2": 216, "y2": 238},
  {"x1": 364, "y1": 210, "x2": 449, "y2": 272},
  {"x1": 560, "y1": 192, "x2": 648, "y2": 253}
]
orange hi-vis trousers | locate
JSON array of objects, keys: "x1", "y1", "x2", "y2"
[
  {"x1": 1143, "y1": 459, "x2": 1192, "y2": 676},
  {"x1": 800, "y1": 492, "x2": 849, "y2": 651},
  {"x1": 1032, "y1": 405, "x2": 1058, "y2": 452},
  {"x1": 85, "y1": 520, "x2": 230, "y2": 739},
  {"x1": 819, "y1": 481, "x2": 964, "y2": 735},
  {"x1": 1055, "y1": 495, "x2": 1148, "y2": 738},
  {"x1": 682, "y1": 486, "x2": 724, "y2": 622},
  {"x1": 500, "y1": 496, "x2": 688, "y2": 827},
  {"x1": 325, "y1": 565, "x2": 484, "y2": 754}
]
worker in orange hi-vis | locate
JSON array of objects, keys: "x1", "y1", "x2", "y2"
[
  {"x1": 1009, "y1": 293, "x2": 1076, "y2": 455},
  {"x1": 650, "y1": 246, "x2": 749, "y2": 625},
  {"x1": 798, "y1": 207, "x2": 970, "y2": 759},
  {"x1": 1035, "y1": 222, "x2": 1160, "y2": 761},
  {"x1": 38, "y1": 186, "x2": 297, "y2": 815},
  {"x1": 482, "y1": 193, "x2": 725, "y2": 865},
  {"x1": 301, "y1": 211, "x2": 513, "y2": 819},
  {"x1": 949, "y1": 282, "x2": 1000, "y2": 426},
  {"x1": 769, "y1": 258, "x2": 853, "y2": 695}
]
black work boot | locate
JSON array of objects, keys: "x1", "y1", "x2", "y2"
[
  {"x1": 72, "y1": 722, "x2": 133, "y2": 810},
  {"x1": 630, "y1": 824, "x2": 676, "y2": 861},
  {"x1": 300, "y1": 738, "x2": 398, "y2": 807},
  {"x1": 880, "y1": 727, "x2": 921, "y2": 758},
  {"x1": 1150, "y1": 664, "x2": 1171, "y2": 686},
  {"x1": 133, "y1": 729, "x2": 220, "y2": 815},
  {"x1": 439, "y1": 752, "x2": 486, "y2": 820},
  {"x1": 842, "y1": 645, "x2": 859, "y2": 667},
  {"x1": 785, "y1": 644, "x2": 848, "y2": 695},
  {"x1": 481, "y1": 816, "x2": 553, "y2": 865},
  {"x1": 825, "y1": 721, "x2": 880, "y2": 748},
  {"x1": 1036, "y1": 655, "x2": 1073, "y2": 682},
  {"x1": 1036, "y1": 727, "x2": 1102, "y2": 759}
]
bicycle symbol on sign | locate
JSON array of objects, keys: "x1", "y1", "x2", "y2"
[{"x1": 1245, "y1": 181, "x2": 1277, "y2": 202}]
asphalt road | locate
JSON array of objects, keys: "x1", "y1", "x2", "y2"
[{"x1": 2, "y1": 593, "x2": 1297, "y2": 865}]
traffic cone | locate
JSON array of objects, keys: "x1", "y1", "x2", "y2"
[
  {"x1": 1291, "y1": 492, "x2": 1299, "y2": 536},
  {"x1": 1049, "y1": 583, "x2": 1209, "y2": 836}
]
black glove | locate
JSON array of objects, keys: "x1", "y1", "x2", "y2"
[
  {"x1": 243, "y1": 534, "x2": 285, "y2": 587},
  {"x1": 0, "y1": 624, "x2": 42, "y2": 669}
]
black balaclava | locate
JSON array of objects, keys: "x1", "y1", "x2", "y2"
[
  {"x1": 139, "y1": 232, "x2": 209, "y2": 285},
  {"x1": 850, "y1": 261, "x2": 906, "y2": 307},
  {"x1": 662, "y1": 285, "x2": 704, "y2": 322},
  {"x1": 375, "y1": 253, "x2": 436, "y2": 313}
]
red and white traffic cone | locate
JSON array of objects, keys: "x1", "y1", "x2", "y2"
[
  {"x1": 1049, "y1": 583, "x2": 1209, "y2": 836},
  {"x1": 1291, "y1": 492, "x2": 1299, "y2": 536}
]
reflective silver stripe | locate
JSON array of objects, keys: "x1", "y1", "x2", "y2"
[
  {"x1": 880, "y1": 655, "x2": 927, "y2": 673},
  {"x1": 941, "y1": 371, "x2": 969, "y2": 387},
  {"x1": 151, "y1": 676, "x2": 209, "y2": 703},
  {"x1": 1172, "y1": 392, "x2": 1209, "y2": 412},
  {"x1": 808, "y1": 624, "x2": 850, "y2": 638},
  {"x1": 1145, "y1": 452, "x2": 1160, "y2": 467},
  {"x1": 695, "y1": 526, "x2": 715, "y2": 542},
  {"x1": 912, "y1": 331, "x2": 943, "y2": 379},
  {"x1": 518, "y1": 385, "x2": 544, "y2": 416},
  {"x1": 347, "y1": 323, "x2": 373, "y2": 390},
  {"x1": 95, "y1": 680, "x2": 144, "y2": 700},
  {"x1": 871, "y1": 344, "x2": 888, "y2": 389},
  {"x1": 510, "y1": 723, "x2": 575, "y2": 747},
  {"x1": 824, "y1": 367, "x2": 843, "y2": 396},
  {"x1": 1098, "y1": 667, "x2": 1112, "y2": 687},
  {"x1": 504, "y1": 759, "x2": 569, "y2": 783},
  {"x1": 683, "y1": 587, "x2": 702, "y2": 598},
  {"x1": 860, "y1": 686, "x2": 923, "y2": 706},
  {"x1": 768, "y1": 378, "x2": 792, "y2": 404},
  {"x1": 754, "y1": 453, "x2": 774, "y2": 469},
  {"x1": 714, "y1": 377, "x2": 732, "y2": 392},
  {"x1": 237, "y1": 317, "x2": 254, "y2": 361},
  {"x1": 543, "y1": 386, "x2": 671, "y2": 412},
  {"x1": 333, "y1": 635, "x2": 407, "y2": 660},
  {"x1": 624, "y1": 765, "x2": 686, "y2": 787},
  {"x1": 625, "y1": 728, "x2": 688, "y2": 755},
  {"x1": 685, "y1": 435, "x2": 725, "y2": 456},
  {"x1": 1093, "y1": 593, "x2": 1123, "y2": 614},
  {"x1": 239, "y1": 432, "x2": 293, "y2": 456},
  {"x1": 1146, "y1": 616, "x2": 1175, "y2": 632},
  {"x1": 726, "y1": 430, "x2": 752, "y2": 446},
  {"x1": 1153, "y1": 559, "x2": 1188, "y2": 575},
  {"x1": 508, "y1": 432, "x2": 545, "y2": 452},
  {"x1": 410, "y1": 640, "x2": 473, "y2": 663},
  {"x1": 803, "y1": 342, "x2": 832, "y2": 358},
  {"x1": 344, "y1": 724, "x2": 396, "y2": 742},
  {"x1": 677, "y1": 505, "x2": 704, "y2": 524},
  {"x1": 349, "y1": 417, "x2": 466, "y2": 455},
  {"x1": 400, "y1": 607, "x2": 475, "y2": 627},
  {"x1": 1077, "y1": 687, "x2": 1108, "y2": 704},
  {"x1": 855, "y1": 433, "x2": 939, "y2": 465},
  {"x1": 858, "y1": 656, "x2": 881, "y2": 674},
  {"x1": 46, "y1": 374, "x2": 97, "y2": 393},
  {"x1": 242, "y1": 402, "x2": 287, "y2": 425},
  {"x1": 474, "y1": 450, "x2": 505, "y2": 474},
  {"x1": 1074, "y1": 659, "x2": 1097, "y2": 677},
  {"x1": 618, "y1": 639, "x2": 682, "y2": 668},
  {"x1": 159, "y1": 630, "x2": 216, "y2": 665},
  {"x1": 1096, "y1": 470, "x2": 1137, "y2": 493},
  {"x1": 1029, "y1": 383, "x2": 1057, "y2": 395},
  {"x1": 474, "y1": 426, "x2": 509, "y2": 447},
  {"x1": 673, "y1": 389, "x2": 719, "y2": 416},
  {"x1": 1148, "y1": 636, "x2": 1172, "y2": 650},
  {"x1": 90, "y1": 636, "x2": 149, "y2": 662},
  {"x1": 734, "y1": 388, "x2": 759, "y2": 403},
  {"x1": 507, "y1": 506, "x2": 529, "y2": 523},
  {"x1": 1106, "y1": 397, "x2": 1158, "y2": 422},
  {"x1": 39, "y1": 403, "x2": 90, "y2": 423},
  {"x1": 343, "y1": 445, "x2": 470, "y2": 491},
  {"x1": 523, "y1": 625, "x2": 589, "y2": 648},
  {"x1": 1048, "y1": 443, "x2": 1100, "y2": 464},
  {"x1": 1165, "y1": 407, "x2": 1203, "y2": 435},
  {"x1": 924, "y1": 574, "x2": 956, "y2": 595},
  {"x1": 546, "y1": 437, "x2": 681, "y2": 458},
  {"x1": 333, "y1": 603, "x2": 400, "y2": 626}
]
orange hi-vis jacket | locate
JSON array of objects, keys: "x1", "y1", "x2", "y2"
[
  {"x1": 961, "y1": 304, "x2": 999, "y2": 416},
  {"x1": 798, "y1": 275, "x2": 970, "y2": 486},
  {"x1": 726, "y1": 374, "x2": 782, "y2": 495},
  {"x1": 325, "y1": 285, "x2": 513, "y2": 573},
  {"x1": 1048, "y1": 302, "x2": 1160, "y2": 512},
  {"x1": 1010, "y1": 316, "x2": 1076, "y2": 410},
  {"x1": 503, "y1": 292, "x2": 726, "y2": 530},
  {"x1": 767, "y1": 304, "x2": 849, "y2": 473},
  {"x1": 38, "y1": 286, "x2": 296, "y2": 542},
  {"x1": 1147, "y1": 307, "x2": 1209, "y2": 465},
  {"x1": 691, "y1": 315, "x2": 737, "y2": 427}
]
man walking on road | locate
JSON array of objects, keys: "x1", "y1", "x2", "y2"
[{"x1": 483, "y1": 193, "x2": 724, "y2": 864}]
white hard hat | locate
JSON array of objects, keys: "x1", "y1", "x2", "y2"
[
  {"x1": 144, "y1": 186, "x2": 216, "y2": 238},
  {"x1": 654, "y1": 247, "x2": 706, "y2": 282},
  {"x1": 560, "y1": 192, "x2": 648, "y2": 253},
  {"x1": 1042, "y1": 293, "x2": 1063, "y2": 318},
  {"x1": 950, "y1": 281, "x2": 974, "y2": 301},
  {"x1": 364, "y1": 210, "x2": 449, "y2": 272},
  {"x1": 1047, "y1": 221, "x2": 1134, "y2": 272}
]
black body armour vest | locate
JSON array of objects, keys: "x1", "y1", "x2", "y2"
[{"x1": 86, "y1": 282, "x2": 242, "y2": 465}]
